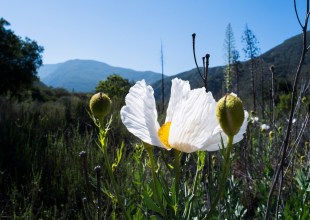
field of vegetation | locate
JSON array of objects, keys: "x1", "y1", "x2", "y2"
[
  {"x1": 0, "y1": 67, "x2": 309, "y2": 220},
  {"x1": 0, "y1": 4, "x2": 310, "y2": 220}
]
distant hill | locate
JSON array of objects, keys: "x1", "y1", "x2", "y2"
[
  {"x1": 38, "y1": 32, "x2": 309, "y2": 99},
  {"x1": 260, "y1": 31, "x2": 310, "y2": 77},
  {"x1": 152, "y1": 31, "x2": 310, "y2": 107},
  {"x1": 152, "y1": 66, "x2": 224, "y2": 101},
  {"x1": 38, "y1": 59, "x2": 164, "y2": 92}
]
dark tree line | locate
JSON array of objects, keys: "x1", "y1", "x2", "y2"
[{"x1": 0, "y1": 18, "x2": 43, "y2": 95}]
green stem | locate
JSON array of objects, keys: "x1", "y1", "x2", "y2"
[
  {"x1": 206, "y1": 135, "x2": 234, "y2": 219},
  {"x1": 185, "y1": 154, "x2": 201, "y2": 220},
  {"x1": 99, "y1": 125, "x2": 130, "y2": 220},
  {"x1": 145, "y1": 144, "x2": 169, "y2": 220},
  {"x1": 174, "y1": 149, "x2": 181, "y2": 216}
]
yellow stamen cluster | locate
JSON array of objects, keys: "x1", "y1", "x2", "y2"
[{"x1": 158, "y1": 122, "x2": 172, "y2": 148}]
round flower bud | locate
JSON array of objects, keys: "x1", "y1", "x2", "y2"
[
  {"x1": 216, "y1": 93, "x2": 245, "y2": 137},
  {"x1": 269, "y1": 65, "x2": 275, "y2": 72},
  {"x1": 250, "y1": 110, "x2": 255, "y2": 116},
  {"x1": 89, "y1": 92, "x2": 112, "y2": 119},
  {"x1": 269, "y1": 131, "x2": 274, "y2": 140}
]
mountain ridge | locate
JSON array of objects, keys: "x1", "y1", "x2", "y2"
[
  {"x1": 38, "y1": 31, "x2": 310, "y2": 97},
  {"x1": 38, "y1": 59, "x2": 165, "y2": 92}
]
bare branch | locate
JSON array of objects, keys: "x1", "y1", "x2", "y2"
[
  {"x1": 294, "y1": 0, "x2": 303, "y2": 28},
  {"x1": 192, "y1": 33, "x2": 204, "y2": 81}
]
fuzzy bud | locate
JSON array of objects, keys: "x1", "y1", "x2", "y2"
[
  {"x1": 269, "y1": 65, "x2": 275, "y2": 72},
  {"x1": 89, "y1": 92, "x2": 112, "y2": 119},
  {"x1": 216, "y1": 93, "x2": 245, "y2": 137},
  {"x1": 79, "y1": 151, "x2": 87, "y2": 158},
  {"x1": 269, "y1": 131, "x2": 274, "y2": 140}
]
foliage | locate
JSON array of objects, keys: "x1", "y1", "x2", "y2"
[
  {"x1": 223, "y1": 23, "x2": 236, "y2": 92},
  {"x1": 0, "y1": 18, "x2": 44, "y2": 95},
  {"x1": 0, "y1": 74, "x2": 308, "y2": 219},
  {"x1": 96, "y1": 74, "x2": 133, "y2": 98},
  {"x1": 242, "y1": 24, "x2": 260, "y2": 60}
]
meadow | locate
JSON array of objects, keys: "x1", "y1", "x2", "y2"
[
  {"x1": 0, "y1": 63, "x2": 309, "y2": 220},
  {"x1": 0, "y1": 7, "x2": 310, "y2": 220}
]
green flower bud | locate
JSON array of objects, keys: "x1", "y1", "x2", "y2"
[
  {"x1": 269, "y1": 131, "x2": 274, "y2": 140},
  {"x1": 250, "y1": 110, "x2": 255, "y2": 117},
  {"x1": 89, "y1": 92, "x2": 112, "y2": 119},
  {"x1": 216, "y1": 93, "x2": 245, "y2": 137}
]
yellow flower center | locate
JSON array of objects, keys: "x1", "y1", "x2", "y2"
[{"x1": 158, "y1": 122, "x2": 172, "y2": 148}]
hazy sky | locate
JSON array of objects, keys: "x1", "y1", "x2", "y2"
[{"x1": 1, "y1": 1, "x2": 307, "y2": 75}]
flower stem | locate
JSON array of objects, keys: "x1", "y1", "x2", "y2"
[
  {"x1": 145, "y1": 144, "x2": 168, "y2": 220},
  {"x1": 99, "y1": 124, "x2": 130, "y2": 220},
  {"x1": 174, "y1": 149, "x2": 181, "y2": 216},
  {"x1": 184, "y1": 152, "x2": 202, "y2": 220},
  {"x1": 206, "y1": 135, "x2": 234, "y2": 219},
  {"x1": 94, "y1": 165, "x2": 102, "y2": 219}
]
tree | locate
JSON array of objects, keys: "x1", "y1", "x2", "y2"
[
  {"x1": 0, "y1": 18, "x2": 44, "y2": 95},
  {"x1": 231, "y1": 49, "x2": 241, "y2": 95},
  {"x1": 223, "y1": 23, "x2": 235, "y2": 93},
  {"x1": 242, "y1": 24, "x2": 260, "y2": 111},
  {"x1": 95, "y1": 74, "x2": 132, "y2": 98}
]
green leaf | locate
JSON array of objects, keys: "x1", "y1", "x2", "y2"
[{"x1": 142, "y1": 189, "x2": 162, "y2": 215}]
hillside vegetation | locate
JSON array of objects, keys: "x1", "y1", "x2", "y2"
[{"x1": 153, "y1": 31, "x2": 310, "y2": 109}]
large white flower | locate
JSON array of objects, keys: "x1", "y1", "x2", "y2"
[{"x1": 120, "y1": 78, "x2": 248, "y2": 153}]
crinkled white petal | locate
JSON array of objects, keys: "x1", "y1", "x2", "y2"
[
  {"x1": 202, "y1": 110, "x2": 249, "y2": 151},
  {"x1": 165, "y1": 78, "x2": 190, "y2": 123},
  {"x1": 168, "y1": 88, "x2": 218, "y2": 153},
  {"x1": 120, "y1": 80, "x2": 165, "y2": 148},
  {"x1": 200, "y1": 125, "x2": 223, "y2": 151},
  {"x1": 232, "y1": 110, "x2": 249, "y2": 144}
]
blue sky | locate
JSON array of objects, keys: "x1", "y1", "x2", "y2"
[{"x1": 1, "y1": 1, "x2": 307, "y2": 75}]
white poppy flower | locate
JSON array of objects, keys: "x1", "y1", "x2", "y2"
[{"x1": 120, "y1": 78, "x2": 248, "y2": 153}]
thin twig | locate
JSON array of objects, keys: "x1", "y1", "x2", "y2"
[
  {"x1": 204, "y1": 54, "x2": 210, "y2": 92},
  {"x1": 294, "y1": 0, "x2": 303, "y2": 28},
  {"x1": 94, "y1": 165, "x2": 102, "y2": 220},
  {"x1": 269, "y1": 65, "x2": 276, "y2": 130},
  {"x1": 284, "y1": 112, "x2": 309, "y2": 175},
  {"x1": 192, "y1": 33, "x2": 204, "y2": 81},
  {"x1": 265, "y1": 3, "x2": 310, "y2": 219}
]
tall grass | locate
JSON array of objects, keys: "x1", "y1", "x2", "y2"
[{"x1": 0, "y1": 83, "x2": 308, "y2": 219}]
